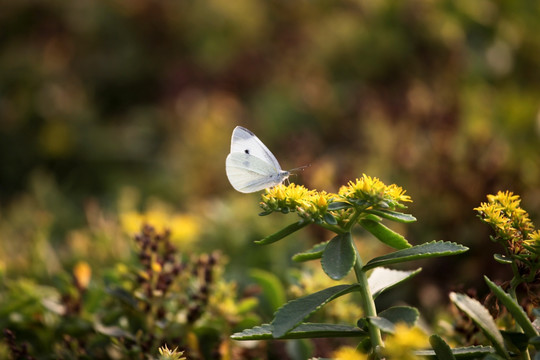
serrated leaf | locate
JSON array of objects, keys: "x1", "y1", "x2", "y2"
[
  {"x1": 415, "y1": 345, "x2": 495, "y2": 359},
  {"x1": 292, "y1": 241, "x2": 329, "y2": 262},
  {"x1": 430, "y1": 334, "x2": 456, "y2": 360},
  {"x1": 379, "y1": 306, "x2": 419, "y2": 327},
  {"x1": 485, "y1": 276, "x2": 538, "y2": 339},
  {"x1": 368, "y1": 267, "x2": 421, "y2": 298},
  {"x1": 365, "y1": 209, "x2": 416, "y2": 223},
  {"x1": 271, "y1": 284, "x2": 360, "y2": 338},
  {"x1": 368, "y1": 316, "x2": 395, "y2": 333},
  {"x1": 249, "y1": 269, "x2": 286, "y2": 313},
  {"x1": 255, "y1": 220, "x2": 309, "y2": 245},
  {"x1": 449, "y1": 292, "x2": 509, "y2": 359},
  {"x1": 231, "y1": 323, "x2": 367, "y2": 340},
  {"x1": 321, "y1": 233, "x2": 356, "y2": 280},
  {"x1": 327, "y1": 201, "x2": 352, "y2": 210},
  {"x1": 360, "y1": 218, "x2": 411, "y2": 249},
  {"x1": 363, "y1": 241, "x2": 469, "y2": 271}
]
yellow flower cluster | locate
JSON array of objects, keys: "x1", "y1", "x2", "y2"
[
  {"x1": 475, "y1": 191, "x2": 538, "y2": 255},
  {"x1": 260, "y1": 175, "x2": 411, "y2": 224},
  {"x1": 260, "y1": 183, "x2": 331, "y2": 220},
  {"x1": 339, "y1": 174, "x2": 411, "y2": 209},
  {"x1": 383, "y1": 324, "x2": 429, "y2": 360}
]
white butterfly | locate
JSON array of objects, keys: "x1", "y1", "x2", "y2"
[{"x1": 226, "y1": 126, "x2": 291, "y2": 193}]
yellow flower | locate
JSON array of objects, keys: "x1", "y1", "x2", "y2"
[
  {"x1": 158, "y1": 344, "x2": 186, "y2": 360},
  {"x1": 339, "y1": 174, "x2": 411, "y2": 209},
  {"x1": 383, "y1": 324, "x2": 429, "y2": 360},
  {"x1": 73, "y1": 261, "x2": 91, "y2": 289},
  {"x1": 260, "y1": 183, "x2": 334, "y2": 221},
  {"x1": 524, "y1": 230, "x2": 540, "y2": 254},
  {"x1": 332, "y1": 346, "x2": 368, "y2": 360}
]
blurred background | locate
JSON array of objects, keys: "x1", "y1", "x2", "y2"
[{"x1": 1, "y1": 0, "x2": 540, "y2": 322}]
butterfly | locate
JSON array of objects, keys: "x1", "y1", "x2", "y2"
[{"x1": 225, "y1": 126, "x2": 291, "y2": 193}]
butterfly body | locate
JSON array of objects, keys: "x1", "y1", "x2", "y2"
[{"x1": 226, "y1": 126, "x2": 290, "y2": 193}]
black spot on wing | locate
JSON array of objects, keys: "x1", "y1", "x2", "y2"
[{"x1": 244, "y1": 149, "x2": 250, "y2": 154}]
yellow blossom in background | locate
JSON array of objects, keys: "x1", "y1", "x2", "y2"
[
  {"x1": 383, "y1": 324, "x2": 429, "y2": 360},
  {"x1": 73, "y1": 261, "x2": 91, "y2": 289},
  {"x1": 120, "y1": 209, "x2": 200, "y2": 248},
  {"x1": 332, "y1": 346, "x2": 367, "y2": 360}
]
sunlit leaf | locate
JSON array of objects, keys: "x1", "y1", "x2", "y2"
[
  {"x1": 360, "y1": 218, "x2": 411, "y2": 249},
  {"x1": 484, "y1": 276, "x2": 538, "y2": 339},
  {"x1": 415, "y1": 345, "x2": 495, "y2": 359},
  {"x1": 449, "y1": 292, "x2": 508, "y2": 359},
  {"x1": 231, "y1": 323, "x2": 367, "y2": 340},
  {"x1": 368, "y1": 267, "x2": 421, "y2": 298},
  {"x1": 363, "y1": 241, "x2": 468, "y2": 271},
  {"x1": 271, "y1": 284, "x2": 360, "y2": 338}
]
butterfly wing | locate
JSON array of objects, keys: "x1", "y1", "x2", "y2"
[
  {"x1": 226, "y1": 152, "x2": 287, "y2": 193},
  {"x1": 230, "y1": 126, "x2": 282, "y2": 171}
]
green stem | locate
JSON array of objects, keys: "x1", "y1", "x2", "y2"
[{"x1": 353, "y1": 241, "x2": 384, "y2": 357}]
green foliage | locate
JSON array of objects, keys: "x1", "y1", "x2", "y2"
[
  {"x1": 238, "y1": 179, "x2": 468, "y2": 359},
  {"x1": 1, "y1": 225, "x2": 260, "y2": 359},
  {"x1": 321, "y1": 233, "x2": 356, "y2": 280},
  {"x1": 363, "y1": 241, "x2": 469, "y2": 271}
]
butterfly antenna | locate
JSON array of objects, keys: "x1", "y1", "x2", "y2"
[{"x1": 289, "y1": 164, "x2": 311, "y2": 175}]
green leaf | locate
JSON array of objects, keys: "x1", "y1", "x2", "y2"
[
  {"x1": 255, "y1": 220, "x2": 310, "y2": 245},
  {"x1": 231, "y1": 323, "x2": 368, "y2": 340},
  {"x1": 249, "y1": 269, "x2": 286, "y2": 313},
  {"x1": 363, "y1": 241, "x2": 469, "y2": 271},
  {"x1": 321, "y1": 233, "x2": 356, "y2": 280},
  {"x1": 378, "y1": 306, "x2": 419, "y2": 327},
  {"x1": 365, "y1": 209, "x2": 416, "y2": 223},
  {"x1": 292, "y1": 241, "x2": 329, "y2": 262},
  {"x1": 484, "y1": 276, "x2": 539, "y2": 339},
  {"x1": 449, "y1": 292, "x2": 509, "y2": 359},
  {"x1": 415, "y1": 345, "x2": 495, "y2": 359},
  {"x1": 368, "y1": 316, "x2": 396, "y2": 333},
  {"x1": 368, "y1": 267, "x2": 422, "y2": 298},
  {"x1": 493, "y1": 254, "x2": 513, "y2": 264},
  {"x1": 430, "y1": 334, "x2": 456, "y2": 360},
  {"x1": 323, "y1": 212, "x2": 337, "y2": 225},
  {"x1": 327, "y1": 201, "x2": 352, "y2": 210},
  {"x1": 360, "y1": 218, "x2": 411, "y2": 249},
  {"x1": 271, "y1": 284, "x2": 360, "y2": 338}
]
